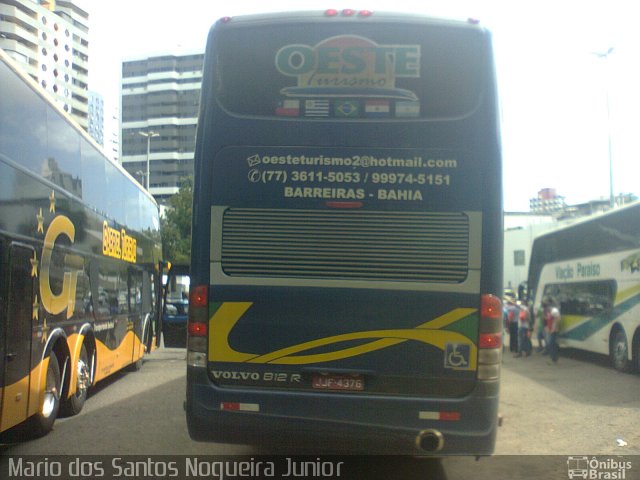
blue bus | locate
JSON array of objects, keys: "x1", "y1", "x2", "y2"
[{"x1": 186, "y1": 10, "x2": 503, "y2": 455}]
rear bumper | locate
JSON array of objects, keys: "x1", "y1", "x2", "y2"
[{"x1": 186, "y1": 367, "x2": 499, "y2": 455}]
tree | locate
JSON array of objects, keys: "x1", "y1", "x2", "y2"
[{"x1": 160, "y1": 176, "x2": 192, "y2": 265}]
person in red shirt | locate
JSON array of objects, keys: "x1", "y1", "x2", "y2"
[
  {"x1": 544, "y1": 297, "x2": 561, "y2": 364},
  {"x1": 514, "y1": 302, "x2": 532, "y2": 357}
]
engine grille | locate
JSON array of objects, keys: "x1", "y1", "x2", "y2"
[{"x1": 221, "y1": 209, "x2": 470, "y2": 283}]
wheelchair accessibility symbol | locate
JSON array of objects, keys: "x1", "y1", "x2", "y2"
[{"x1": 444, "y1": 343, "x2": 471, "y2": 370}]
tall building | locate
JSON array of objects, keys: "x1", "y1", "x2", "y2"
[
  {"x1": 88, "y1": 90, "x2": 104, "y2": 145},
  {"x1": 0, "y1": 0, "x2": 90, "y2": 128},
  {"x1": 103, "y1": 100, "x2": 119, "y2": 163},
  {"x1": 120, "y1": 52, "x2": 203, "y2": 202},
  {"x1": 529, "y1": 188, "x2": 566, "y2": 214}
]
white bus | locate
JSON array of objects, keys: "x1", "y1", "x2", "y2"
[{"x1": 528, "y1": 202, "x2": 640, "y2": 372}]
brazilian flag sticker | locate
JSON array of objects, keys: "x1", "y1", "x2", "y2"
[{"x1": 334, "y1": 100, "x2": 360, "y2": 118}]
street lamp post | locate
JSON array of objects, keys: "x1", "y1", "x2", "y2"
[
  {"x1": 138, "y1": 131, "x2": 159, "y2": 190},
  {"x1": 593, "y1": 47, "x2": 615, "y2": 208},
  {"x1": 135, "y1": 170, "x2": 145, "y2": 186}
]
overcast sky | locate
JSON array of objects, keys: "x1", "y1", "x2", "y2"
[{"x1": 86, "y1": 1, "x2": 640, "y2": 211}]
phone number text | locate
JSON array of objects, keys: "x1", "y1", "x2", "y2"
[{"x1": 249, "y1": 170, "x2": 451, "y2": 186}]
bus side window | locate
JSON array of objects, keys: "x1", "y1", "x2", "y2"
[
  {"x1": 543, "y1": 280, "x2": 616, "y2": 317},
  {"x1": 94, "y1": 260, "x2": 123, "y2": 317},
  {"x1": 141, "y1": 272, "x2": 153, "y2": 315},
  {"x1": 117, "y1": 268, "x2": 128, "y2": 315},
  {"x1": 75, "y1": 267, "x2": 92, "y2": 319},
  {"x1": 128, "y1": 268, "x2": 142, "y2": 315}
]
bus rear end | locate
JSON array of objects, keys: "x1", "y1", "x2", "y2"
[{"x1": 186, "y1": 11, "x2": 502, "y2": 455}]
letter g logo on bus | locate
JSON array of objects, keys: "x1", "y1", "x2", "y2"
[{"x1": 40, "y1": 215, "x2": 80, "y2": 319}]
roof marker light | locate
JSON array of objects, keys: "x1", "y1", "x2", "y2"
[
  {"x1": 359, "y1": 10, "x2": 373, "y2": 17},
  {"x1": 325, "y1": 9, "x2": 339, "y2": 17},
  {"x1": 342, "y1": 9, "x2": 356, "y2": 16}
]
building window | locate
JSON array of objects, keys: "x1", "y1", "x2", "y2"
[{"x1": 514, "y1": 250, "x2": 526, "y2": 267}]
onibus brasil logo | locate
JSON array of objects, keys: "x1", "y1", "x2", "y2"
[
  {"x1": 275, "y1": 35, "x2": 420, "y2": 101},
  {"x1": 567, "y1": 457, "x2": 632, "y2": 479}
]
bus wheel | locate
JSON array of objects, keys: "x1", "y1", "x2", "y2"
[
  {"x1": 610, "y1": 328, "x2": 631, "y2": 373},
  {"x1": 128, "y1": 354, "x2": 144, "y2": 371},
  {"x1": 60, "y1": 343, "x2": 92, "y2": 416},
  {"x1": 28, "y1": 353, "x2": 62, "y2": 437}
]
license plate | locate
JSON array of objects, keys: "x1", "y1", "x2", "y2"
[{"x1": 312, "y1": 374, "x2": 364, "y2": 391}]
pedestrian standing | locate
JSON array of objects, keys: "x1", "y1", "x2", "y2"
[
  {"x1": 545, "y1": 297, "x2": 561, "y2": 364},
  {"x1": 515, "y1": 302, "x2": 532, "y2": 357},
  {"x1": 504, "y1": 296, "x2": 519, "y2": 353},
  {"x1": 535, "y1": 301, "x2": 547, "y2": 353}
]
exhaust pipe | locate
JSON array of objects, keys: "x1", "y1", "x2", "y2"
[{"x1": 416, "y1": 429, "x2": 444, "y2": 453}]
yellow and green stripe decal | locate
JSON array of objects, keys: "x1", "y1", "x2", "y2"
[
  {"x1": 561, "y1": 284, "x2": 640, "y2": 341},
  {"x1": 208, "y1": 302, "x2": 479, "y2": 369}
]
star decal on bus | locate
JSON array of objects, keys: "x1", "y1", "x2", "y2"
[
  {"x1": 36, "y1": 208, "x2": 45, "y2": 234},
  {"x1": 41, "y1": 318, "x2": 49, "y2": 344},
  {"x1": 49, "y1": 190, "x2": 56, "y2": 213},
  {"x1": 30, "y1": 251, "x2": 39, "y2": 277},
  {"x1": 32, "y1": 295, "x2": 39, "y2": 321}
]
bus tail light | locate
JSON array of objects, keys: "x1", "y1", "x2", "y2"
[
  {"x1": 480, "y1": 293, "x2": 502, "y2": 321},
  {"x1": 478, "y1": 294, "x2": 502, "y2": 380},
  {"x1": 187, "y1": 285, "x2": 208, "y2": 367}
]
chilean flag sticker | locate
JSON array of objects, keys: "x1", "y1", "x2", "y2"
[{"x1": 275, "y1": 99, "x2": 300, "y2": 116}]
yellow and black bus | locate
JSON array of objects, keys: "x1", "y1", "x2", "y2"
[
  {"x1": 186, "y1": 11, "x2": 503, "y2": 455},
  {"x1": 0, "y1": 50, "x2": 163, "y2": 438}
]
